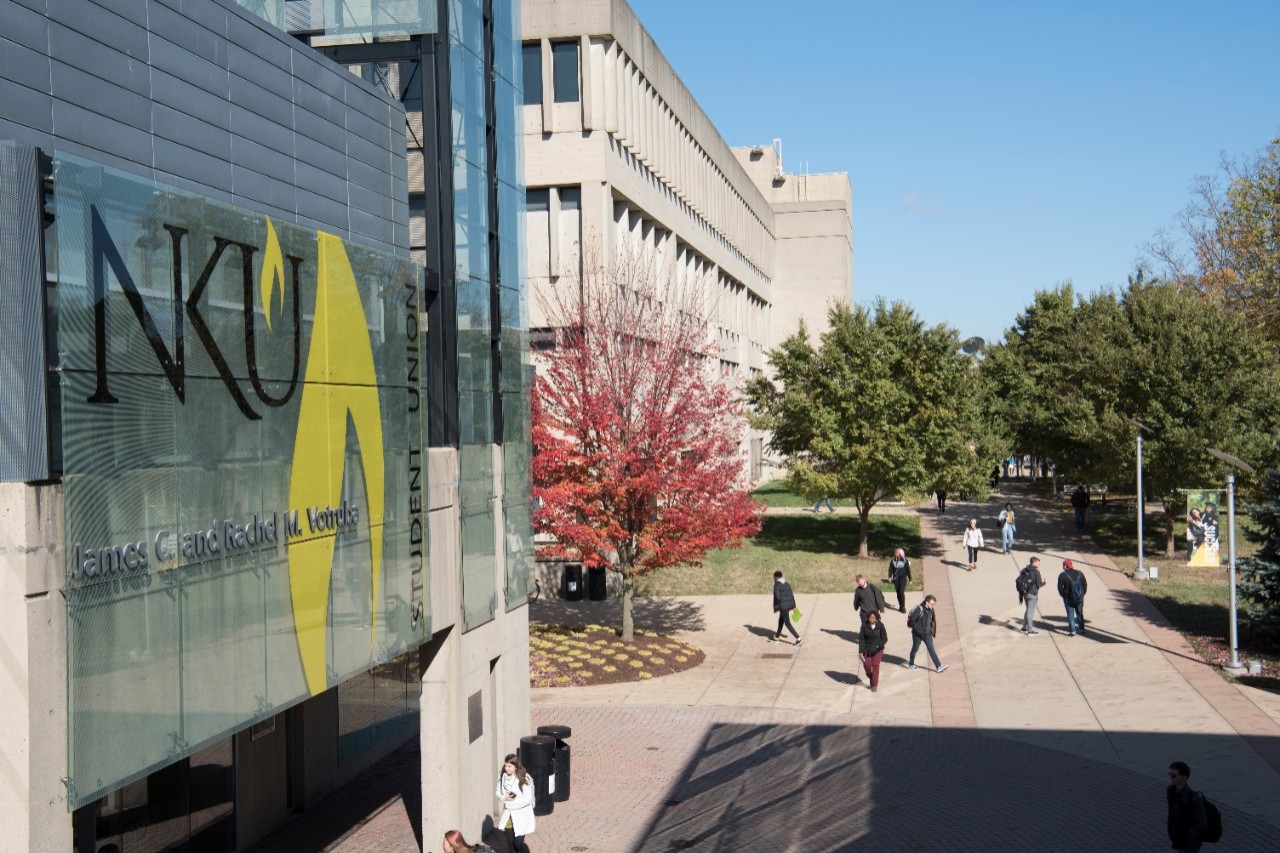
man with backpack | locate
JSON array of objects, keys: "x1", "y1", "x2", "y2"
[
  {"x1": 1166, "y1": 760, "x2": 1219, "y2": 851},
  {"x1": 1016, "y1": 556, "x2": 1046, "y2": 635},
  {"x1": 853, "y1": 574, "x2": 887, "y2": 628},
  {"x1": 906, "y1": 594, "x2": 949, "y2": 673},
  {"x1": 1056, "y1": 559, "x2": 1088, "y2": 636}
]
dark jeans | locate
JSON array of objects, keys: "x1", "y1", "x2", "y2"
[
  {"x1": 892, "y1": 578, "x2": 908, "y2": 611},
  {"x1": 909, "y1": 633, "x2": 941, "y2": 668},
  {"x1": 505, "y1": 826, "x2": 531, "y2": 853},
  {"x1": 966, "y1": 546, "x2": 979, "y2": 565},
  {"x1": 775, "y1": 610, "x2": 799, "y2": 639},
  {"x1": 1074, "y1": 506, "x2": 1087, "y2": 531},
  {"x1": 1065, "y1": 602, "x2": 1084, "y2": 634}
]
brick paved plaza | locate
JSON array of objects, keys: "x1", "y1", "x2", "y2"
[{"x1": 253, "y1": 486, "x2": 1280, "y2": 852}]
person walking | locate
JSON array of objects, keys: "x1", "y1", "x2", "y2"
[
  {"x1": 1166, "y1": 761, "x2": 1209, "y2": 852},
  {"x1": 887, "y1": 548, "x2": 912, "y2": 612},
  {"x1": 770, "y1": 570, "x2": 802, "y2": 645},
  {"x1": 962, "y1": 519, "x2": 984, "y2": 571},
  {"x1": 906, "y1": 594, "x2": 949, "y2": 673},
  {"x1": 443, "y1": 830, "x2": 496, "y2": 853},
  {"x1": 998, "y1": 502, "x2": 1017, "y2": 553},
  {"x1": 935, "y1": 489, "x2": 947, "y2": 514},
  {"x1": 1056, "y1": 558, "x2": 1088, "y2": 636},
  {"x1": 495, "y1": 753, "x2": 536, "y2": 853},
  {"x1": 1071, "y1": 485, "x2": 1090, "y2": 533},
  {"x1": 1016, "y1": 556, "x2": 1046, "y2": 635},
  {"x1": 858, "y1": 610, "x2": 888, "y2": 692},
  {"x1": 813, "y1": 495, "x2": 835, "y2": 512},
  {"x1": 853, "y1": 574, "x2": 887, "y2": 628}
]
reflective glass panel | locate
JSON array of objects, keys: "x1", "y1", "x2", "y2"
[{"x1": 55, "y1": 153, "x2": 428, "y2": 808}]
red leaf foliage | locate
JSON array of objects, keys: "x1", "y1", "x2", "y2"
[{"x1": 531, "y1": 253, "x2": 762, "y2": 576}]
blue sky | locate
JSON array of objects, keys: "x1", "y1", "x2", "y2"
[{"x1": 629, "y1": 0, "x2": 1280, "y2": 345}]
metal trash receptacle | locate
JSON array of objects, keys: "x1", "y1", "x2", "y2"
[
  {"x1": 563, "y1": 562, "x2": 584, "y2": 601},
  {"x1": 519, "y1": 734, "x2": 556, "y2": 815},
  {"x1": 536, "y1": 724, "x2": 572, "y2": 802}
]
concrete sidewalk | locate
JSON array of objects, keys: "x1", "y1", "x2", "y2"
[{"x1": 256, "y1": 483, "x2": 1280, "y2": 852}]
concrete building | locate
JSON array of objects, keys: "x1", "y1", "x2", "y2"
[
  {"x1": 0, "y1": 0, "x2": 532, "y2": 850},
  {"x1": 519, "y1": 0, "x2": 853, "y2": 428}
]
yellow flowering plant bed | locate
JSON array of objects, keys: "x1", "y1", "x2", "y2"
[{"x1": 529, "y1": 623, "x2": 706, "y2": 687}]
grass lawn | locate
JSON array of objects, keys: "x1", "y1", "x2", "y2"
[
  {"x1": 1086, "y1": 502, "x2": 1278, "y2": 691},
  {"x1": 752, "y1": 480, "x2": 862, "y2": 509},
  {"x1": 636, "y1": 513, "x2": 924, "y2": 597}
]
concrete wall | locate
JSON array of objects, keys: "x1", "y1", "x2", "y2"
[
  {"x1": 0, "y1": 0, "x2": 409, "y2": 252},
  {"x1": 0, "y1": 482, "x2": 72, "y2": 852},
  {"x1": 421, "y1": 446, "x2": 533, "y2": 848}
]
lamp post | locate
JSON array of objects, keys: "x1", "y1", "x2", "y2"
[
  {"x1": 1206, "y1": 447, "x2": 1253, "y2": 673},
  {"x1": 1126, "y1": 418, "x2": 1152, "y2": 579}
]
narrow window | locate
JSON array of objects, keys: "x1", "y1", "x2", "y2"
[
  {"x1": 551, "y1": 41, "x2": 579, "y2": 103},
  {"x1": 522, "y1": 42, "x2": 543, "y2": 105}
]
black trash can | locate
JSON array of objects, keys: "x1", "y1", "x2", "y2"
[
  {"x1": 587, "y1": 566, "x2": 608, "y2": 601},
  {"x1": 519, "y1": 734, "x2": 556, "y2": 816},
  {"x1": 536, "y1": 724, "x2": 572, "y2": 802},
  {"x1": 563, "y1": 562, "x2": 584, "y2": 601}
]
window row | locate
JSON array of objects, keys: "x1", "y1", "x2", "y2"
[{"x1": 522, "y1": 39, "x2": 580, "y2": 105}]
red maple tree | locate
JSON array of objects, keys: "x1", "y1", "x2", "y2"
[{"x1": 531, "y1": 252, "x2": 762, "y2": 642}]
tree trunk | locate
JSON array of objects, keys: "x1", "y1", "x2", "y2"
[
  {"x1": 620, "y1": 570, "x2": 635, "y2": 643},
  {"x1": 1162, "y1": 501, "x2": 1178, "y2": 557},
  {"x1": 858, "y1": 506, "x2": 872, "y2": 558}
]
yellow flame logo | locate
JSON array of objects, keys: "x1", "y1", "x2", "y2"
[{"x1": 285, "y1": 228, "x2": 385, "y2": 695}]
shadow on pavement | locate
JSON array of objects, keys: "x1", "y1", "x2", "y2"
[
  {"x1": 530, "y1": 596, "x2": 707, "y2": 636},
  {"x1": 820, "y1": 627, "x2": 860, "y2": 645},
  {"x1": 824, "y1": 669, "x2": 860, "y2": 685},
  {"x1": 629, "y1": 720, "x2": 1280, "y2": 852}
]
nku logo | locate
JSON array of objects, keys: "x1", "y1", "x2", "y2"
[{"x1": 87, "y1": 208, "x2": 387, "y2": 696}]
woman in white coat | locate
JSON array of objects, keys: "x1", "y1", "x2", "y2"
[
  {"x1": 962, "y1": 519, "x2": 984, "y2": 571},
  {"x1": 495, "y1": 753, "x2": 535, "y2": 853}
]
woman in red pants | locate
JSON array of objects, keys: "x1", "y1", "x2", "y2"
[{"x1": 858, "y1": 610, "x2": 888, "y2": 692}]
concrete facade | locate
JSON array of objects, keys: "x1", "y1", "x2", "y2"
[{"x1": 521, "y1": 0, "x2": 853, "y2": 365}]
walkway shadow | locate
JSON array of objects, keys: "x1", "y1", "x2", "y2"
[
  {"x1": 630, "y1": 721, "x2": 1280, "y2": 851},
  {"x1": 824, "y1": 670, "x2": 860, "y2": 685},
  {"x1": 530, "y1": 596, "x2": 707, "y2": 635},
  {"x1": 745, "y1": 624, "x2": 777, "y2": 640},
  {"x1": 820, "y1": 627, "x2": 860, "y2": 645}
]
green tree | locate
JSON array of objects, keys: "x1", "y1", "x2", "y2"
[
  {"x1": 986, "y1": 277, "x2": 1280, "y2": 554},
  {"x1": 1240, "y1": 469, "x2": 1280, "y2": 642},
  {"x1": 748, "y1": 300, "x2": 992, "y2": 557}
]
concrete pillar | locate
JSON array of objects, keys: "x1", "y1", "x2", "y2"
[{"x1": 0, "y1": 482, "x2": 73, "y2": 851}]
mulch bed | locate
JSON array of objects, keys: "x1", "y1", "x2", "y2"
[
  {"x1": 529, "y1": 623, "x2": 706, "y2": 687},
  {"x1": 1186, "y1": 632, "x2": 1280, "y2": 693}
]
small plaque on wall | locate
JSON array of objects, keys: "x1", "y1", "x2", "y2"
[
  {"x1": 468, "y1": 690, "x2": 483, "y2": 743},
  {"x1": 250, "y1": 718, "x2": 276, "y2": 742}
]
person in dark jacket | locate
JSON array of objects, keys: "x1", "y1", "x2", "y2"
[
  {"x1": 771, "y1": 571, "x2": 801, "y2": 645},
  {"x1": 1017, "y1": 556, "x2": 1046, "y2": 635},
  {"x1": 887, "y1": 548, "x2": 912, "y2": 612},
  {"x1": 1056, "y1": 559, "x2": 1088, "y2": 636},
  {"x1": 1071, "y1": 485, "x2": 1090, "y2": 532},
  {"x1": 907, "y1": 594, "x2": 949, "y2": 673},
  {"x1": 858, "y1": 610, "x2": 888, "y2": 691},
  {"x1": 1166, "y1": 761, "x2": 1208, "y2": 852},
  {"x1": 853, "y1": 574, "x2": 886, "y2": 628}
]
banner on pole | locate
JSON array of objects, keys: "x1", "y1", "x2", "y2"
[{"x1": 1184, "y1": 488, "x2": 1223, "y2": 566}]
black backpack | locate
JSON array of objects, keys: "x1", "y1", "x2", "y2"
[
  {"x1": 1200, "y1": 793, "x2": 1223, "y2": 843},
  {"x1": 1016, "y1": 568, "x2": 1035, "y2": 598},
  {"x1": 906, "y1": 605, "x2": 922, "y2": 629},
  {"x1": 1066, "y1": 571, "x2": 1085, "y2": 605}
]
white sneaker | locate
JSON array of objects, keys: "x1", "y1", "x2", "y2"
[
  {"x1": 908, "y1": 664, "x2": 918, "y2": 671},
  {"x1": 936, "y1": 664, "x2": 949, "y2": 673}
]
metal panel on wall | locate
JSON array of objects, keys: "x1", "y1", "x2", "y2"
[
  {"x1": 0, "y1": 142, "x2": 51, "y2": 482},
  {"x1": 53, "y1": 152, "x2": 428, "y2": 808}
]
